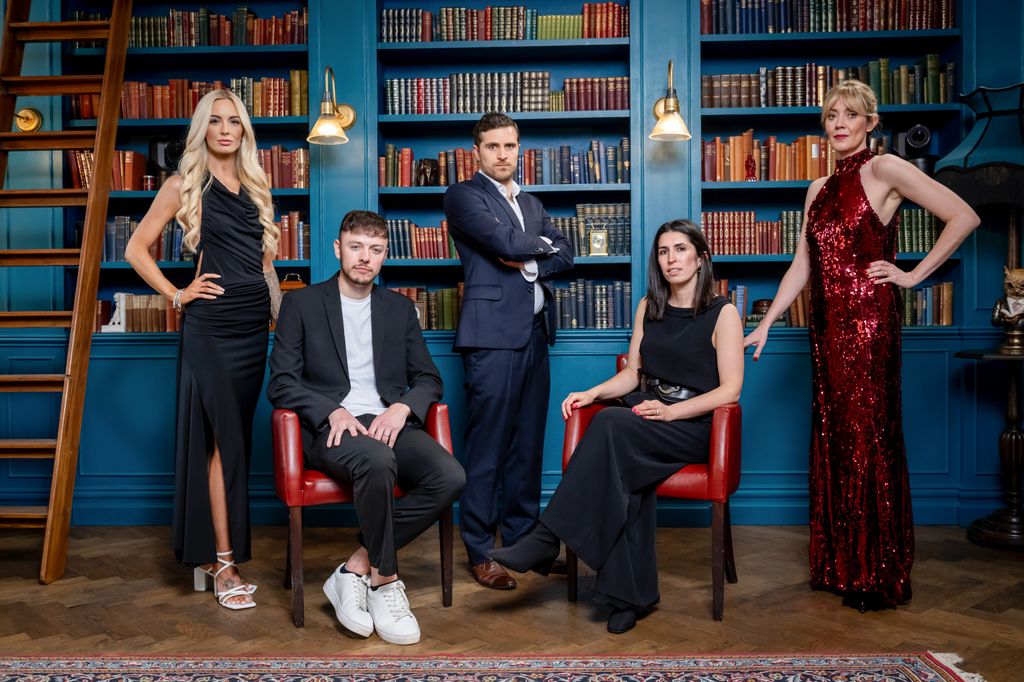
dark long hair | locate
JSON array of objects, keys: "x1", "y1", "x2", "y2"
[{"x1": 645, "y1": 219, "x2": 718, "y2": 322}]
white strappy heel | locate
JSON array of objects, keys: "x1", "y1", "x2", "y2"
[
  {"x1": 194, "y1": 550, "x2": 257, "y2": 594},
  {"x1": 193, "y1": 551, "x2": 256, "y2": 610}
]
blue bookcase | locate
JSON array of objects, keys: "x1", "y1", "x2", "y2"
[{"x1": 0, "y1": 0, "x2": 1018, "y2": 528}]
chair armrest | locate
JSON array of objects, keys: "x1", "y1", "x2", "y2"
[
  {"x1": 425, "y1": 403, "x2": 453, "y2": 456},
  {"x1": 562, "y1": 403, "x2": 611, "y2": 470},
  {"x1": 707, "y1": 403, "x2": 742, "y2": 502},
  {"x1": 272, "y1": 408, "x2": 306, "y2": 507}
]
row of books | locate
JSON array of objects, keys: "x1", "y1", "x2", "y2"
[
  {"x1": 702, "y1": 206, "x2": 943, "y2": 256},
  {"x1": 103, "y1": 217, "x2": 182, "y2": 263},
  {"x1": 67, "y1": 150, "x2": 147, "y2": 191},
  {"x1": 256, "y1": 146, "x2": 309, "y2": 190},
  {"x1": 125, "y1": 7, "x2": 308, "y2": 48},
  {"x1": 91, "y1": 72, "x2": 309, "y2": 121},
  {"x1": 700, "y1": 0, "x2": 955, "y2": 35},
  {"x1": 273, "y1": 212, "x2": 310, "y2": 261},
  {"x1": 553, "y1": 279, "x2": 632, "y2": 330},
  {"x1": 702, "y1": 132, "x2": 833, "y2": 183},
  {"x1": 701, "y1": 57, "x2": 954, "y2": 109},
  {"x1": 385, "y1": 220, "x2": 457, "y2": 260},
  {"x1": 384, "y1": 72, "x2": 552, "y2": 115},
  {"x1": 392, "y1": 286, "x2": 463, "y2": 331},
  {"x1": 97, "y1": 294, "x2": 182, "y2": 333},
  {"x1": 702, "y1": 210, "x2": 805, "y2": 256},
  {"x1": 516, "y1": 139, "x2": 631, "y2": 186},
  {"x1": 382, "y1": 74, "x2": 628, "y2": 115},
  {"x1": 902, "y1": 282, "x2": 954, "y2": 326},
  {"x1": 553, "y1": 203, "x2": 632, "y2": 257},
  {"x1": 380, "y1": 3, "x2": 628, "y2": 42}
]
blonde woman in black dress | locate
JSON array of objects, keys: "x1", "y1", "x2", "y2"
[{"x1": 126, "y1": 89, "x2": 281, "y2": 610}]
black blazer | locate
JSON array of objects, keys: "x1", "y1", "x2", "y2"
[
  {"x1": 267, "y1": 277, "x2": 443, "y2": 441},
  {"x1": 443, "y1": 172, "x2": 573, "y2": 350}
]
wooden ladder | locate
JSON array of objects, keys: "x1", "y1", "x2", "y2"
[{"x1": 0, "y1": 0, "x2": 131, "y2": 583}]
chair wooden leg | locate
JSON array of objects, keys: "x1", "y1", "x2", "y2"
[
  {"x1": 284, "y1": 515, "x2": 293, "y2": 590},
  {"x1": 566, "y1": 547, "x2": 578, "y2": 603},
  {"x1": 439, "y1": 506, "x2": 453, "y2": 607},
  {"x1": 724, "y1": 499, "x2": 738, "y2": 584},
  {"x1": 711, "y1": 501, "x2": 725, "y2": 621},
  {"x1": 289, "y1": 507, "x2": 304, "y2": 627}
]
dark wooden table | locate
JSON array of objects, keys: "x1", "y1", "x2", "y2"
[{"x1": 956, "y1": 349, "x2": 1024, "y2": 549}]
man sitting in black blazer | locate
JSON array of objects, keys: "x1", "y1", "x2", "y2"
[{"x1": 267, "y1": 210, "x2": 465, "y2": 645}]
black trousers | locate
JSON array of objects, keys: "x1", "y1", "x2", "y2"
[
  {"x1": 460, "y1": 315, "x2": 550, "y2": 565},
  {"x1": 542, "y1": 399, "x2": 710, "y2": 608},
  {"x1": 306, "y1": 413, "x2": 465, "y2": 576}
]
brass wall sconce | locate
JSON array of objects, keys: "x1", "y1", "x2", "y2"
[
  {"x1": 649, "y1": 60, "x2": 691, "y2": 142},
  {"x1": 307, "y1": 66, "x2": 356, "y2": 145},
  {"x1": 14, "y1": 107, "x2": 43, "y2": 132}
]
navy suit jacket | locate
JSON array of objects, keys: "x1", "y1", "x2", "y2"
[
  {"x1": 267, "y1": 278, "x2": 443, "y2": 450},
  {"x1": 443, "y1": 172, "x2": 574, "y2": 350}
]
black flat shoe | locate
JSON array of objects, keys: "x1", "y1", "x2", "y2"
[
  {"x1": 488, "y1": 523, "x2": 560, "y2": 575},
  {"x1": 841, "y1": 591, "x2": 891, "y2": 613},
  {"x1": 607, "y1": 608, "x2": 637, "y2": 634}
]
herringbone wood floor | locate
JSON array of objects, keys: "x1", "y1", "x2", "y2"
[{"x1": 0, "y1": 525, "x2": 1021, "y2": 680}]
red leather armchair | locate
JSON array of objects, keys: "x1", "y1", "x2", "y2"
[
  {"x1": 272, "y1": 404, "x2": 454, "y2": 627},
  {"x1": 561, "y1": 355, "x2": 741, "y2": 620}
]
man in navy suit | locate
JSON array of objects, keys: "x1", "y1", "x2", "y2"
[{"x1": 443, "y1": 113, "x2": 574, "y2": 589}]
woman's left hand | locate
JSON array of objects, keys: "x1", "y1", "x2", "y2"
[
  {"x1": 633, "y1": 399, "x2": 672, "y2": 421},
  {"x1": 867, "y1": 260, "x2": 915, "y2": 288}
]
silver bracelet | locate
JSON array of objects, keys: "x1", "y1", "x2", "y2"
[{"x1": 172, "y1": 289, "x2": 184, "y2": 311}]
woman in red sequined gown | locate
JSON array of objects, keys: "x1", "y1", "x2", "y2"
[{"x1": 744, "y1": 81, "x2": 979, "y2": 611}]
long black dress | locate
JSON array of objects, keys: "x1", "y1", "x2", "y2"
[
  {"x1": 172, "y1": 176, "x2": 270, "y2": 566},
  {"x1": 543, "y1": 297, "x2": 727, "y2": 609}
]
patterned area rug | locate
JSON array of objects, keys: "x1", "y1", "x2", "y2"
[{"x1": 0, "y1": 653, "x2": 982, "y2": 681}]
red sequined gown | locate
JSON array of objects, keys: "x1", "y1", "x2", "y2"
[{"x1": 804, "y1": 146, "x2": 914, "y2": 607}]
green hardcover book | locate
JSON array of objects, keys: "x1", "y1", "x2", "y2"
[
  {"x1": 867, "y1": 60, "x2": 881, "y2": 100},
  {"x1": 926, "y1": 53, "x2": 940, "y2": 104},
  {"x1": 879, "y1": 57, "x2": 890, "y2": 105}
]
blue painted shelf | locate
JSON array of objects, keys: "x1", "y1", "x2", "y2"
[
  {"x1": 109, "y1": 188, "x2": 310, "y2": 199},
  {"x1": 72, "y1": 44, "x2": 308, "y2": 56},
  {"x1": 702, "y1": 104, "x2": 964, "y2": 118},
  {"x1": 377, "y1": 38, "x2": 629, "y2": 61},
  {"x1": 385, "y1": 258, "x2": 460, "y2": 266},
  {"x1": 68, "y1": 116, "x2": 307, "y2": 128},
  {"x1": 716, "y1": 252, "x2": 958, "y2": 263},
  {"x1": 379, "y1": 183, "x2": 629, "y2": 195},
  {"x1": 378, "y1": 111, "x2": 630, "y2": 125},
  {"x1": 703, "y1": 181, "x2": 812, "y2": 190},
  {"x1": 700, "y1": 29, "x2": 960, "y2": 55}
]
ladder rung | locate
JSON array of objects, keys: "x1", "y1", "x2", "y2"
[
  {"x1": 0, "y1": 439, "x2": 57, "y2": 459},
  {"x1": 0, "y1": 189, "x2": 88, "y2": 207},
  {"x1": 0, "y1": 249, "x2": 81, "y2": 266},
  {"x1": 0, "y1": 311, "x2": 73, "y2": 328},
  {"x1": 0, "y1": 130, "x2": 96, "y2": 151},
  {"x1": 0, "y1": 375, "x2": 64, "y2": 392},
  {"x1": 0, "y1": 75, "x2": 103, "y2": 96},
  {"x1": 10, "y1": 20, "x2": 111, "y2": 42},
  {"x1": 0, "y1": 506, "x2": 49, "y2": 529}
]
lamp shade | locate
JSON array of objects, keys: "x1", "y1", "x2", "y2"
[
  {"x1": 934, "y1": 83, "x2": 1024, "y2": 209},
  {"x1": 650, "y1": 110, "x2": 692, "y2": 141},
  {"x1": 307, "y1": 112, "x2": 350, "y2": 145}
]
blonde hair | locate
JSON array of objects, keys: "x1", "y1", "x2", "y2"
[
  {"x1": 176, "y1": 88, "x2": 278, "y2": 255},
  {"x1": 820, "y1": 79, "x2": 880, "y2": 129}
]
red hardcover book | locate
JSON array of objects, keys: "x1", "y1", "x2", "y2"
[
  {"x1": 65, "y1": 150, "x2": 82, "y2": 189},
  {"x1": 399, "y1": 147, "x2": 413, "y2": 187},
  {"x1": 378, "y1": 156, "x2": 386, "y2": 186},
  {"x1": 422, "y1": 10, "x2": 432, "y2": 42}
]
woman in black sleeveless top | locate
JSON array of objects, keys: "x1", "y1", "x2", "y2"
[
  {"x1": 126, "y1": 89, "x2": 281, "y2": 610},
  {"x1": 490, "y1": 219, "x2": 744, "y2": 633}
]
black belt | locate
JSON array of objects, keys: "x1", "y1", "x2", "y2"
[{"x1": 646, "y1": 378, "x2": 701, "y2": 403}]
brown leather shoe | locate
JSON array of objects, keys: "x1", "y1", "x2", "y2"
[{"x1": 470, "y1": 561, "x2": 517, "y2": 590}]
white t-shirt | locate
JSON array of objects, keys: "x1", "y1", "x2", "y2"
[{"x1": 339, "y1": 292, "x2": 387, "y2": 417}]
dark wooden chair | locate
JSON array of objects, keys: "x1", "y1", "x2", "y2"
[
  {"x1": 271, "y1": 404, "x2": 454, "y2": 627},
  {"x1": 561, "y1": 354, "x2": 741, "y2": 620}
]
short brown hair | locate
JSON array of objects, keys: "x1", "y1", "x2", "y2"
[
  {"x1": 473, "y1": 112, "x2": 519, "y2": 146},
  {"x1": 821, "y1": 79, "x2": 880, "y2": 129},
  {"x1": 339, "y1": 210, "x2": 387, "y2": 240}
]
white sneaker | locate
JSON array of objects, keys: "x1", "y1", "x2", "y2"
[
  {"x1": 366, "y1": 579, "x2": 420, "y2": 645},
  {"x1": 323, "y1": 564, "x2": 373, "y2": 637}
]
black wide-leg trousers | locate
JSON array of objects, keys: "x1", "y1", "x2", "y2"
[{"x1": 542, "y1": 400, "x2": 710, "y2": 608}]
